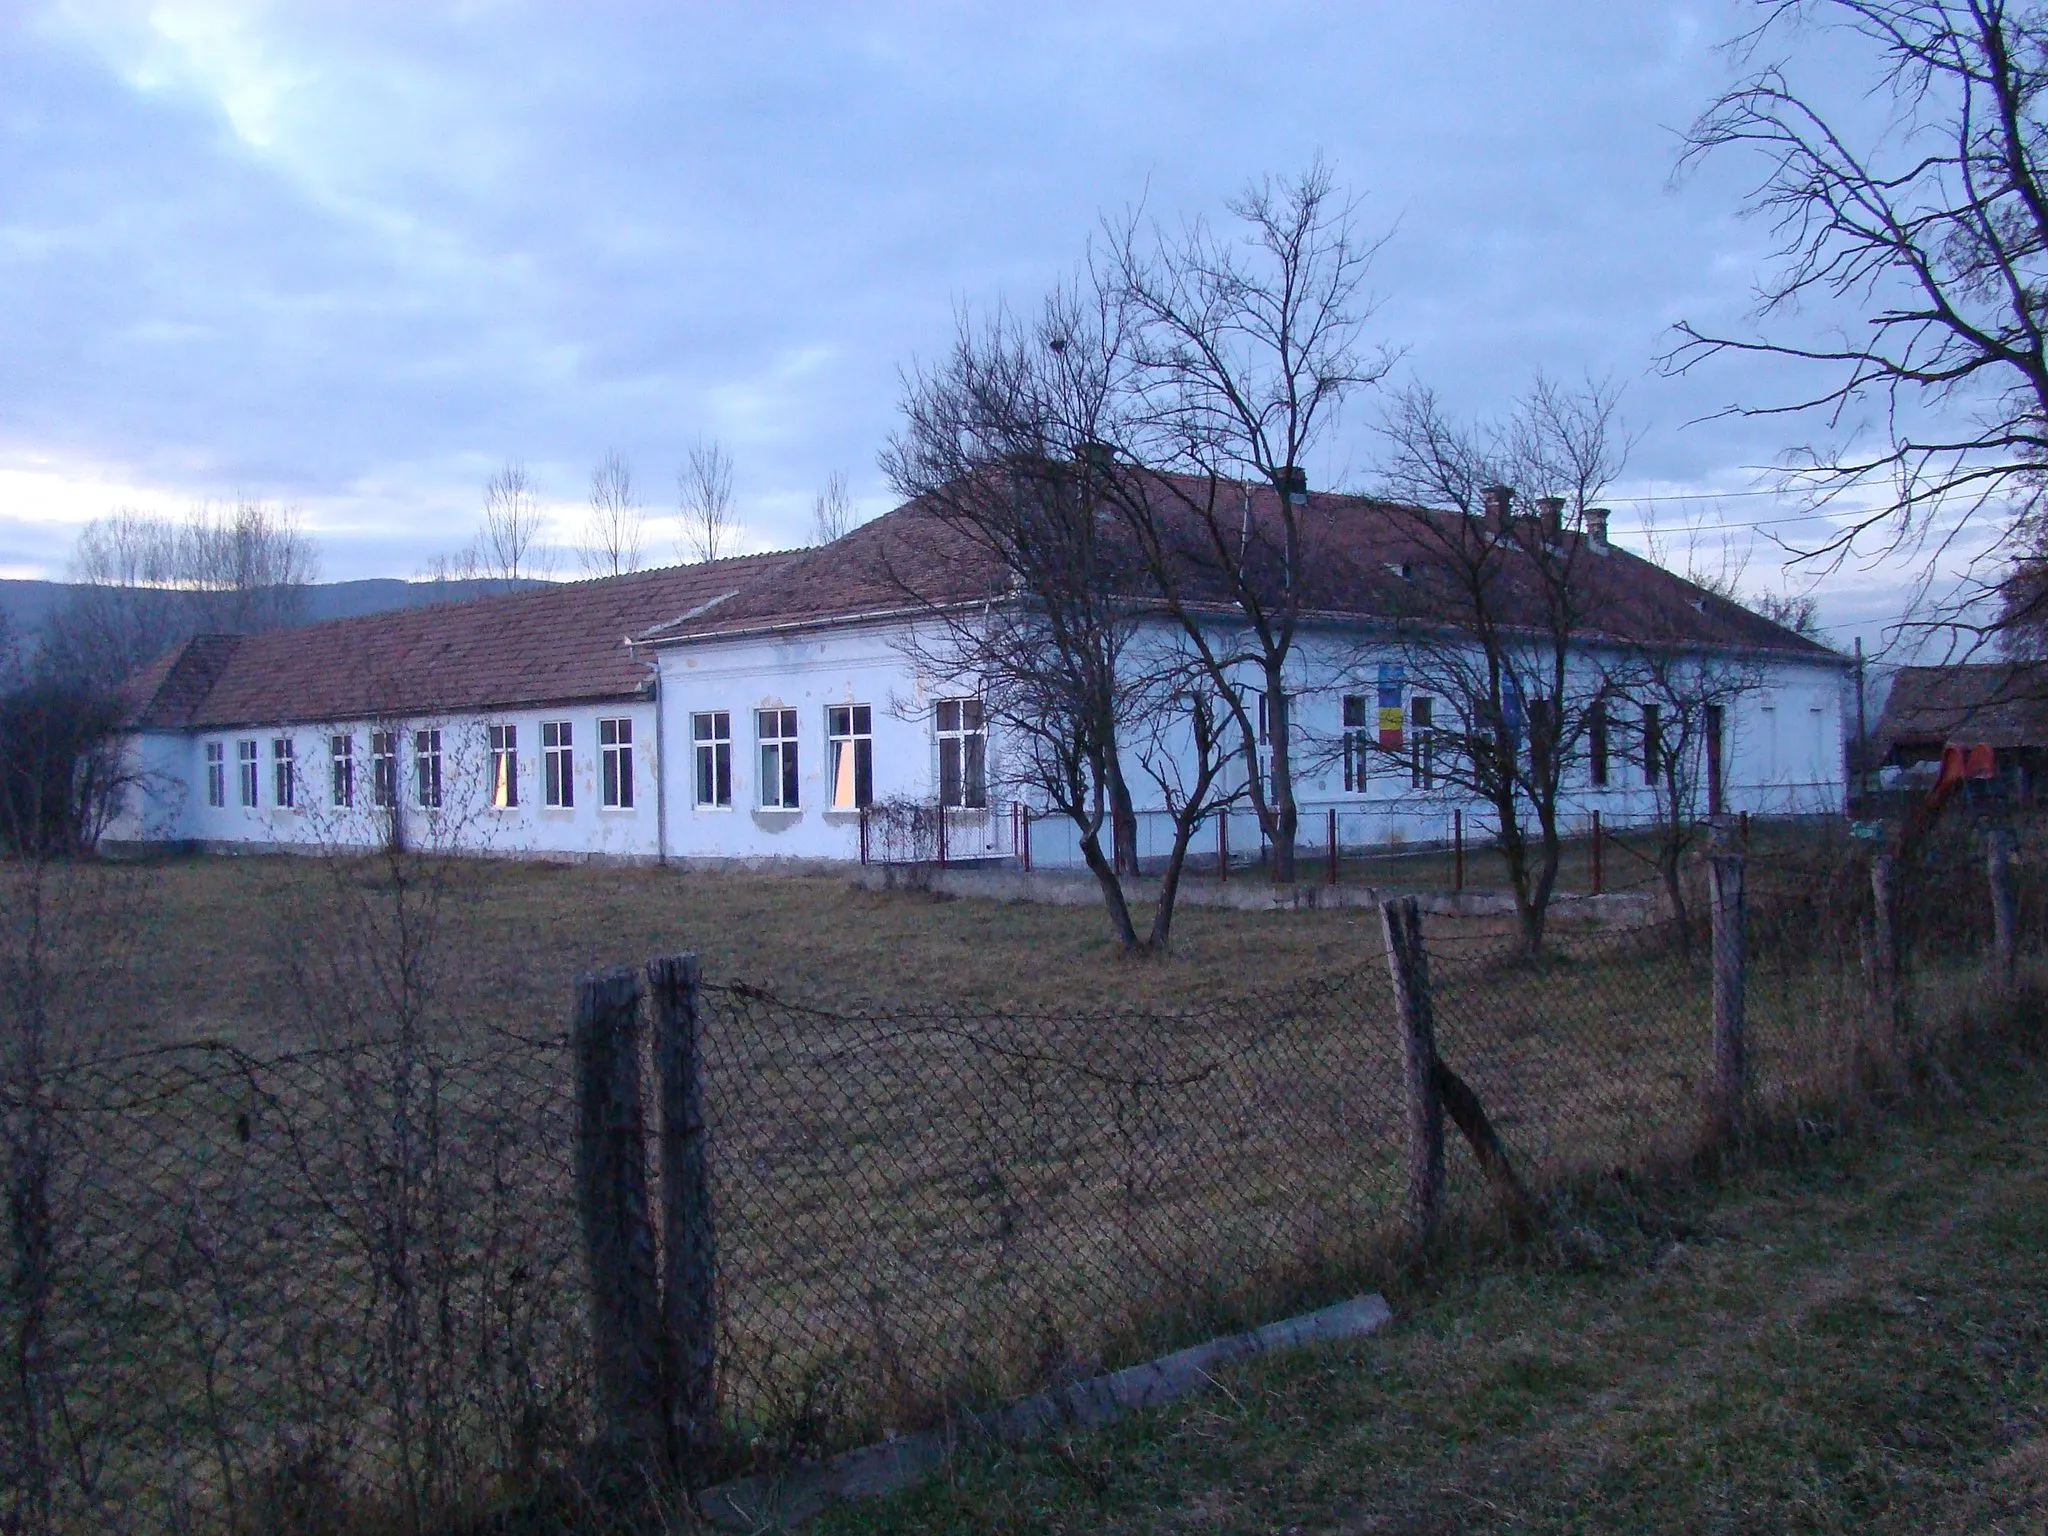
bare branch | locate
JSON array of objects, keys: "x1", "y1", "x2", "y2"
[
  {"x1": 678, "y1": 438, "x2": 739, "y2": 564},
  {"x1": 580, "y1": 451, "x2": 645, "y2": 578}
]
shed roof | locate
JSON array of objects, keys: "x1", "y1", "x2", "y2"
[{"x1": 1872, "y1": 662, "x2": 2048, "y2": 753}]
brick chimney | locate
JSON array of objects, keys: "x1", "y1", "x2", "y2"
[
  {"x1": 1482, "y1": 485, "x2": 1514, "y2": 537},
  {"x1": 1537, "y1": 496, "x2": 1565, "y2": 544},
  {"x1": 1584, "y1": 506, "x2": 1611, "y2": 549}
]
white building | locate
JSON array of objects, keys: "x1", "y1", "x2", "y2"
[{"x1": 107, "y1": 483, "x2": 1848, "y2": 868}]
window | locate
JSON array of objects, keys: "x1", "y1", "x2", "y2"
[
  {"x1": 756, "y1": 708, "x2": 798, "y2": 809},
  {"x1": 937, "y1": 698, "x2": 986, "y2": 809},
  {"x1": 1641, "y1": 704, "x2": 1662, "y2": 785},
  {"x1": 693, "y1": 712, "x2": 732, "y2": 808},
  {"x1": 542, "y1": 721, "x2": 573, "y2": 808},
  {"x1": 371, "y1": 730, "x2": 398, "y2": 809},
  {"x1": 600, "y1": 717, "x2": 635, "y2": 809},
  {"x1": 1341, "y1": 696, "x2": 1370, "y2": 792},
  {"x1": 1409, "y1": 695, "x2": 1435, "y2": 790},
  {"x1": 827, "y1": 704, "x2": 873, "y2": 809},
  {"x1": 1588, "y1": 700, "x2": 1609, "y2": 788},
  {"x1": 272, "y1": 738, "x2": 296, "y2": 808},
  {"x1": 1529, "y1": 695, "x2": 1554, "y2": 782},
  {"x1": 489, "y1": 723, "x2": 519, "y2": 808},
  {"x1": 1705, "y1": 703, "x2": 1726, "y2": 815},
  {"x1": 330, "y1": 734, "x2": 354, "y2": 808},
  {"x1": 237, "y1": 740, "x2": 258, "y2": 808},
  {"x1": 415, "y1": 728, "x2": 442, "y2": 809},
  {"x1": 205, "y1": 742, "x2": 225, "y2": 808}
]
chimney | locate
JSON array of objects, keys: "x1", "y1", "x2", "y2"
[
  {"x1": 1077, "y1": 440, "x2": 1116, "y2": 474},
  {"x1": 1482, "y1": 484, "x2": 1515, "y2": 536},
  {"x1": 1537, "y1": 495, "x2": 1565, "y2": 545},
  {"x1": 1275, "y1": 464, "x2": 1308, "y2": 505},
  {"x1": 1584, "y1": 506, "x2": 1611, "y2": 550}
]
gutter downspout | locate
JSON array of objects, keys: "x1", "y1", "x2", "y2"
[{"x1": 630, "y1": 637, "x2": 669, "y2": 866}]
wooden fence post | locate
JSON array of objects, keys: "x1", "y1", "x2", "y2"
[
  {"x1": 1706, "y1": 852, "x2": 1746, "y2": 1142},
  {"x1": 1868, "y1": 853, "x2": 1901, "y2": 1067},
  {"x1": 1380, "y1": 897, "x2": 1444, "y2": 1256},
  {"x1": 1988, "y1": 828, "x2": 2018, "y2": 997},
  {"x1": 572, "y1": 967, "x2": 665, "y2": 1477},
  {"x1": 647, "y1": 954, "x2": 718, "y2": 1474},
  {"x1": 1021, "y1": 806, "x2": 1032, "y2": 872}
]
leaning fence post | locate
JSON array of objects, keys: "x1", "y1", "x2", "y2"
[
  {"x1": 1987, "y1": 828, "x2": 2018, "y2": 997},
  {"x1": 573, "y1": 967, "x2": 665, "y2": 1478},
  {"x1": 1706, "y1": 852, "x2": 1746, "y2": 1142},
  {"x1": 647, "y1": 954, "x2": 718, "y2": 1475},
  {"x1": 1381, "y1": 897, "x2": 1444, "y2": 1257},
  {"x1": 1868, "y1": 853, "x2": 1901, "y2": 1067}
]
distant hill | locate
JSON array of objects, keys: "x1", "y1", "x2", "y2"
[{"x1": 0, "y1": 575, "x2": 549, "y2": 647}]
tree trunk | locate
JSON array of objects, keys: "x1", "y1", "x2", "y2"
[
  {"x1": 1266, "y1": 676, "x2": 1297, "y2": 884},
  {"x1": 1077, "y1": 826, "x2": 1141, "y2": 952},
  {"x1": 1106, "y1": 758, "x2": 1140, "y2": 877},
  {"x1": 1147, "y1": 807, "x2": 1207, "y2": 951}
]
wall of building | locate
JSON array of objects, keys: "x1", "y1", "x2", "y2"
[{"x1": 110, "y1": 702, "x2": 664, "y2": 859}]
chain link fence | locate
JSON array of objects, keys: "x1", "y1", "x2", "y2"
[{"x1": 3, "y1": 817, "x2": 2041, "y2": 1532}]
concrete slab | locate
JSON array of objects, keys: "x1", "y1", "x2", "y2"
[{"x1": 697, "y1": 1291, "x2": 1393, "y2": 1530}]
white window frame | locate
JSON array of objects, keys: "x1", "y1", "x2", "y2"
[
  {"x1": 488, "y1": 723, "x2": 519, "y2": 809},
  {"x1": 330, "y1": 733, "x2": 354, "y2": 808},
  {"x1": 415, "y1": 728, "x2": 443, "y2": 810},
  {"x1": 827, "y1": 703, "x2": 872, "y2": 810},
  {"x1": 936, "y1": 697, "x2": 986, "y2": 809},
  {"x1": 272, "y1": 737, "x2": 296, "y2": 808},
  {"x1": 542, "y1": 720, "x2": 573, "y2": 808},
  {"x1": 693, "y1": 711, "x2": 732, "y2": 808},
  {"x1": 757, "y1": 707, "x2": 798, "y2": 809},
  {"x1": 371, "y1": 730, "x2": 398, "y2": 809},
  {"x1": 599, "y1": 716, "x2": 635, "y2": 809},
  {"x1": 236, "y1": 739, "x2": 258, "y2": 808},
  {"x1": 205, "y1": 742, "x2": 226, "y2": 808}
]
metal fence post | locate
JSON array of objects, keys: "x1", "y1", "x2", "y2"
[
  {"x1": 1217, "y1": 811, "x2": 1229, "y2": 882},
  {"x1": 1591, "y1": 809, "x2": 1603, "y2": 896},
  {"x1": 1021, "y1": 806, "x2": 1032, "y2": 872},
  {"x1": 1707, "y1": 853, "x2": 1746, "y2": 1142},
  {"x1": 1327, "y1": 806, "x2": 1339, "y2": 886},
  {"x1": 1452, "y1": 809, "x2": 1464, "y2": 894},
  {"x1": 647, "y1": 954, "x2": 718, "y2": 1474},
  {"x1": 1988, "y1": 828, "x2": 2018, "y2": 997},
  {"x1": 572, "y1": 967, "x2": 665, "y2": 1477},
  {"x1": 1380, "y1": 897, "x2": 1444, "y2": 1257}
]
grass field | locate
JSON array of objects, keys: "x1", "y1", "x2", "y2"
[
  {"x1": 10, "y1": 843, "x2": 2017, "y2": 1531},
  {"x1": 814, "y1": 1048, "x2": 2048, "y2": 1535}
]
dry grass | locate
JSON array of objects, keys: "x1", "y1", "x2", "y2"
[{"x1": 814, "y1": 1032, "x2": 2048, "y2": 1536}]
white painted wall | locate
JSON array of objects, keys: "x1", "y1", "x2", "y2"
[
  {"x1": 111, "y1": 702, "x2": 663, "y2": 859},
  {"x1": 109, "y1": 611, "x2": 1847, "y2": 867}
]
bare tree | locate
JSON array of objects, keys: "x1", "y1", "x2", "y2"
[
  {"x1": 885, "y1": 292, "x2": 1237, "y2": 951},
  {"x1": 480, "y1": 461, "x2": 553, "y2": 583},
  {"x1": 678, "y1": 438, "x2": 738, "y2": 563},
  {"x1": 580, "y1": 451, "x2": 646, "y2": 578},
  {"x1": 1096, "y1": 159, "x2": 1399, "y2": 883},
  {"x1": 810, "y1": 470, "x2": 856, "y2": 546},
  {"x1": 1752, "y1": 589, "x2": 1823, "y2": 637},
  {"x1": 1670, "y1": 1, "x2": 2048, "y2": 650},
  {"x1": 42, "y1": 502, "x2": 321, "y2": 686},
  {"x1": 1373, "y1": 375, "x2": 1632, "y2": 955}
]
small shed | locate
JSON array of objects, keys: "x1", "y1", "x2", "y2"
[{"x1": 1872, "y1": 662, "x2": 2048, "y2": 800}]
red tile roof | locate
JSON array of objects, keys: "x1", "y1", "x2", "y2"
[
  {"x1": 637, "y1": 476, "x2": 1839, "y2": 660},
  {"x1": 121, "y1": 552, "x2": 800, "y2": 731}
]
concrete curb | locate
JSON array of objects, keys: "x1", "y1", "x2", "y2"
[
  {"x1": 697, "y1": 1292, "x2": 1393, "y2": 1530},
  {"x1": 850, "y1": 863, "x2": 1656, "y2": 924}
]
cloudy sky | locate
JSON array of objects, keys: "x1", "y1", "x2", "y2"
[{"x1": 0, "y1": 2, "x2": 2005, "y2": 655}]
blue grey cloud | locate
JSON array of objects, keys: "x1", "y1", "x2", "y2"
[{"x1": 0, "y1": 1, "x2": 1937, "y2": 646}]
